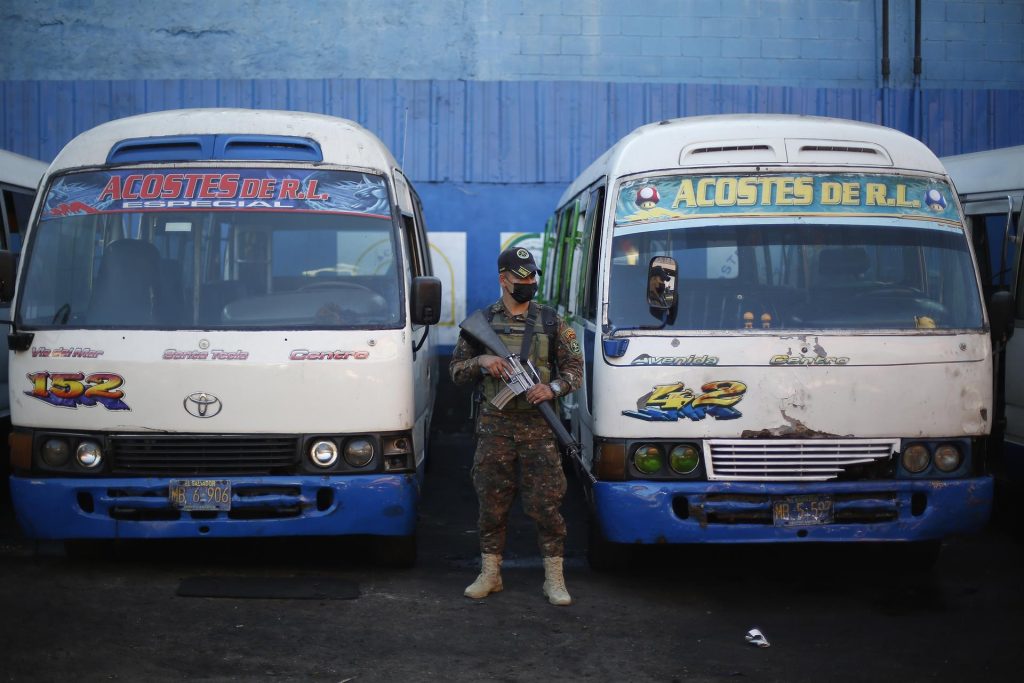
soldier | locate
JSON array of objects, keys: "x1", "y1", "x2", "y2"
[{"x1": 450, "y1": 246, "x2": 583, "y2": 606}]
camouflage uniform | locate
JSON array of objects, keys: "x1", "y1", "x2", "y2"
[{"x1": 450, "y1": 300, "x2": 584, "y2": 558}]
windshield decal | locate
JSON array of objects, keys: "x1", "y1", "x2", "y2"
[
  {"x1": 25, "y1": 371, "x2": 130, "y2": 410},
  {"x1": 41, "y1": 169, "x2": 390, "y2": 220},
  {"x1": 616, "y1": 173, "x2": 958, "y2": 226},
  {"x1": 623, "y1": 380, "x2": 746, "y2": 421}
]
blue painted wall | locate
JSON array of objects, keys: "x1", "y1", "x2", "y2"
[
  {"x1": 3, "y1": 1, "x2": 1022, "y2": 89},
  {"x1": 2, "y1": 1, "x2": 1022, "y2": 329}
]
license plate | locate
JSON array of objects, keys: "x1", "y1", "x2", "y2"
[
  {"x1": 773, "y1": 494, "x2": 833, "y2": 526},
  {"x1": 169, "y1": 479, "x2": 232, "y2": 511}
]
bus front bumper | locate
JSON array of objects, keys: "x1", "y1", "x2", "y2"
[
  {"x1": 9, "y1": 474, "x2": 419, "y2": 540},
  {"x1": 592, "y1": 477, "x2": 993, "y2": 544}
]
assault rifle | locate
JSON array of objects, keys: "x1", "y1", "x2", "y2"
[{"x1": 459, "y1": 309, "x2": 583, "y2": 461}]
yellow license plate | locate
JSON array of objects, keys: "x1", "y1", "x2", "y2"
[{"x1": 169, "y1": 479, "x2": 232, "y2": 511}]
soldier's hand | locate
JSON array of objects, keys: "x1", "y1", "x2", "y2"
[
  {"x1": 478, "y1": 354, "x2": 511, "y2": 378},
  {"x1": 525, "y1": 383, "x2": 555, "y2": 404}
]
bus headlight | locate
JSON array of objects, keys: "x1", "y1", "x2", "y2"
[
  {"x1": 669, "y1": 444, "x2": 700, "y2": 474},
  {"x1": 75, "y1": 441, "x2": 103, "y2": 469},
  {"x1": 344, "y1": 438, "x2": 374, "y2": 467},
  {"x1": 632, "y1": 445, "x2": 663, "y2": 475},
  {"x1": 934, "y1": 443, "x2": 963, "y2": 472},
  {"x1": 309, "y1": 440, "x2": 339, "y2": 468},
  {"x1": 382, "y1": 434, "x2": 414, "y2": 472},
  {"x1": 42, "y1": 438, "x2": 72, "y2": 468},
  {"x1": 901, "y1": 443, "x2": 930, "y2": 473}
]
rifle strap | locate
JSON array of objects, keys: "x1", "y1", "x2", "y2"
[{"x1": 520, "y1": 302, "x2": 538, "y2": 360}]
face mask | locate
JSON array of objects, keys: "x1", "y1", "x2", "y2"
[{"x1": 507, "y1": 280, "x2": 538, "y2": 303}]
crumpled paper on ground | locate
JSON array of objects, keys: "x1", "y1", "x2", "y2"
[{"x1": 745, "y1": 628, "x2": 770, "y2": 647}]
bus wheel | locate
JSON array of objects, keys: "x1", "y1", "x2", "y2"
[
  {"x1": 372, "y1": 534, "x2": 417, "y2": 568},
  {"x1": 586, "y1": 519, "x2": 631, "y2": 572}
]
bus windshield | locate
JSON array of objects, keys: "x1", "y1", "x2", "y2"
[
  {"x1": 18, "y1": 168, "x2": 402, "y2": 330},
  {"x1": 608, "y1": 220, "x2": 984, "y2": 332}
]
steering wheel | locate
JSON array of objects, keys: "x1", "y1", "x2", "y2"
[
  {"x1": 298, "y1": 281, "x2": 375, "y2": 295},
  {"x1": 855, "y1": 287, "x2": 921, "y2": 298}
]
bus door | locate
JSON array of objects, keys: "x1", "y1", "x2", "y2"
[
  {"x1": 964, "y1": 193, "x2": 1024, "y2": 476},
  {"x1": 1, "y1": 170, "x2": 43, "y2": 422},
  {"x1": 396, "y1": 171, "x2": 436, "y2": 463}
]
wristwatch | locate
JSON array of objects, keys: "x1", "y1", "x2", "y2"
[{"x1": 549, "y1": 380, "x2": 564, "y2": 397}]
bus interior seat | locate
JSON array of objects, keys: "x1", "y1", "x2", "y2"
[{"x1": 86, "y1": 239, "x2": 161, "y2": 325}]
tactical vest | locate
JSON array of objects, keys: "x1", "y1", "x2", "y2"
[{"x1": 480, "y1": 304, "x2": 558, "y2": 413}]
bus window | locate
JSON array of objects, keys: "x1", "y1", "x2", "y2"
[
  {"x1": 562, "y1": 192, "x2": 589, "y2": 317},
  {"x1": 607, "y1": 222, "x2": 981, "y2": 331},
  {"x1": 2, "y1": 189, "x2": 34, "y2": 252},
  {"x1": 581, "y1": 186, "x2": 605, "y2": 321}
]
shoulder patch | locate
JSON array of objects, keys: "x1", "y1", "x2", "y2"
[
  {"x1": 561, "y1": 327, "x2": 577, "y2": 342},
  {"x1": 569, "y1": 339, "x2": 582, "y2": 355}
]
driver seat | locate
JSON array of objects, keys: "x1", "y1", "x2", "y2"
[{"x1": 87, "y1": 239, "x2": 161, "y2": 325}]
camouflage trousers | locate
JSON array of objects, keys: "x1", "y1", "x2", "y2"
[{"x1": 471, "y1": 410, "x2": 567, "y2": 558}]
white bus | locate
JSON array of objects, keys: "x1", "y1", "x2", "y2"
[
  {"x1": 943, "y1": 145, "x2": 1024, "y2": 487},
  {"x1": 541, "y1": 114, "x2": 1005, "y2": 568},
  {"x1": 0, "y1": 109, "x2": 442, "y2": 565},
  {"x1": 0, "y1": 150, "x2": 48, "y2": 422}
]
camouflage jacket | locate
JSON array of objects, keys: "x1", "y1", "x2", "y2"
[{"x1": 450, "y1": 300, "x2": 584, "y2": 414}]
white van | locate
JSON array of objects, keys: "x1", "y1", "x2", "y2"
[
  {"x1": 0, "y1": 150, "x2": 48, "y2": 422},
  {"x1": 541, "y1": 114, "x2": 1004, "y2": 568},
  {"x1": 0, "y1": 109, "x2": 441, "y2": 565},
  {"x1": 943, "y1": 145, "x2": 1024, "y2": 486}
]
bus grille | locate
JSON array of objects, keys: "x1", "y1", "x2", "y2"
[
  {"x1": 704, "y1": 439, "x2": 898, "y2": 482},
  {"x1": 109, "y1": 435, "x2": 300, "y2": 475}
]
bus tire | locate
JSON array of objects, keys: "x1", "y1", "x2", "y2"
[
  {"x1": 586, "y1": 518, "x2": 631, "y2": 572},
  {"x1": 372, "y1": 534, "x2": 417, "y2": 568}
]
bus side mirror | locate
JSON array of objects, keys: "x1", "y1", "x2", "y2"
[
  {"x1": 989, "y1": 290, "x2": 1014, "y2": 342},
  {"x1": 646, "y1": 256, "x2": 678, "y2": 310},
  {"x1": 411, "y1": 276, "x2": 442, "y2": 325},
  {"x1": 0, "y1": 250, "x2": 16, "y2": 303}
]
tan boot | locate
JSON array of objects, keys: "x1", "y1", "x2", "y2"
[
  {"x1": 542, "y1": 556, "x2": 572, "y2": 606},
  {"x1": 464, "y1": 553, "x2": 503, "y2": 598}
]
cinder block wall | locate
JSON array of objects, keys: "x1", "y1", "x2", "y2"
[{"x1": 3, "y1": 1, "x2": 1021, "y2": 88}]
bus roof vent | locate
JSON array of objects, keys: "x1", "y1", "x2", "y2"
[
  {"x1": 786, "y1": 139, "x2": 893, "y2": 166},
  {"x1": 107, "y1": 136, "x2": 212, "y2": 164},
  {"x1": 107, "y1": 134, "x2": 323, "y2": 164},
  {"x1": 799, "y1": 144, "x2": 880, "y2": 155},
  {"x1": 216, "y1": 135, "x2": 323, "y2": 162},
  {"x1": 690, "y1": 144, "x2": 774, "y2": 155},
  {"x1": 679, "y1": 141, "x2": 784, "y2": 165}
]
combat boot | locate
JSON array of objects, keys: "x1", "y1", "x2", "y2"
[
  {"x1": 464, "y1": 553, "x2": 503, "y2": 598},
  {"x1": 542, "y1": 556, "x2": 572, "y2": 606}
]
